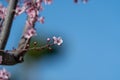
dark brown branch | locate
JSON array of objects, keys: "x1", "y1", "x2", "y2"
[
  {"x1": 0, "y1": 52, "x2": 23, "y2": 65},
  {"x1": 0, "y1": 43, "x2": 54, "y2": 65}
]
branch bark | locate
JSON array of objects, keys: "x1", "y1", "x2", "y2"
[
  {"x1": 14, "y1": 21, "x2": 35, "y2": 56},
  {"x1": 0, "y1": 51, "x2": 23, "y2": 65},
  {"x1": 0, "y1": 0, "x2": 36, "y2": 65},
  {"x1": 14, "y1": 0, "x2": 36, "y2": 56},
  {"x1": 0, "y1": 0, "x2": 18, "y2": 49}
]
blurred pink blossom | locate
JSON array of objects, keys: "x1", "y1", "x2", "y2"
[
  {"x1": 38, "y1": 16, "x2": 45, "y2": 24},
  {"x1": 0, "y1": 68, "x2": 10, "y2": 80},
  {"x1": 53, "y1": 36, "x2": 63, "y2": 45},
  {"x1": 24, "y1": 28, "x2": 37, "y2": 39}
]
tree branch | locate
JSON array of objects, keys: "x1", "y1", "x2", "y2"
[
  {"x1": 13, "y1": 20, "x2": 35, "y2": 56},
  {"x1": 0, "y1": 0, "x2": 18, "y2": 49},
  {"x1": 0, "y1": 42, "x2": 54, "y2": 65},
  {"x1": 14, "y1": 0, "x2": 36, "y2": 56},
  {"x1": 0, "y1": 51, "x2": 23, "y2": 65}
]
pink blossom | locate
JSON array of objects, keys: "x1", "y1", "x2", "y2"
[
  {"x1": 0, "y1": 68, "x2": 10, "y2": 80},
  {"x1": 15, "y1": 6, "x2": 25, "y2": 16},
  {"x1": 47, "y1": 38, "x2": 50, "y2": 41},
  {"x1": 44, "y1": 0, "x2": 52, "y2": 5},
  {"x1": 36, "y1": 0, "x2": 42, "y2": 8},
  {"x1": 26, "y1": 20, "x2": 32, "y2": 27},
  {"x1": 53, "y1": 36, "x2": 63, "y2": 45},
  {"x1": 14, "y1": 0, "x2": 51, "y2": 27},
  {"x1": 0, "y1": 4, "x2": 7, "y2": 19},
  {"x1": 38, "y1": 16, "x2": 45, "y2": 24},
  {"x1": 26, "y1": 6, "x2": 37, "y2": 18},
  {"x1": 24, "y1": 28, "x2": 37, "y2": 39},
  {"x1": 23, "y1": 1, "x2": 32, "y2": 8},
  {"x1": 29, "y1": 18, "x2": 36, "y2": 24},
  {"x1": 26, "y1": 17, "x2": 37, "y2": 27}
]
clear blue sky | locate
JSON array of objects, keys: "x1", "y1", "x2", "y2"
[{"x1": 1, "y1": 0, "x2": 120, "y2": 80}]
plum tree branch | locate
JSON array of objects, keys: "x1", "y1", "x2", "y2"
[
  {"x1": 0, "y1": 0, "x2": 18, "y2": 49},
  {"x1": 14, "y1": 0, "x2": 36, "y2": 56},
  {"x1": 0, "y1": 0, "x2": 63, "y2": 65}
]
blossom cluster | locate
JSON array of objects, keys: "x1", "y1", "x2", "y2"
[
  {"x1": 0, "y1": 4, "x2": 7, "y2": 20},
  {"x1": 47, "y1": 36, "x2": 63, "y2": 46},
  {"x1": 0, "y1": 0, "x2": 63, "y2": 53},
  {"x1": 0, "y1": 0, "x2": 81, "y2": 43},
  {"x1": 15, "y1": 0, "x2": 52, "y2": 39},
  {"x1": 0, "y1": 68, "x2": 10, "y2": 80},
  {"x1": 0, "y1": 4, "x2": 7, "y2": 32},
  {"x1": 0, "y1": 0, "x2": 88, "y2": 39},
  {"x1": 0, "y1": 0, "x2": 52, "y2": 39},
  {"x1": 24, "y1": 27, "x2": 36, "y2": 39}
]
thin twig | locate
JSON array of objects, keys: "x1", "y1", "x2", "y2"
[{"x1": 0, "y1": 43, "x2": 54, "y2": 54}]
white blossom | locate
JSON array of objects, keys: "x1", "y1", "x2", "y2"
[
  {"x1": 53, "y1": 36, "x2": 63, "y2": 45},
  {"x1": 0, "y1": 68, "x2": 10, "y2": 80}
]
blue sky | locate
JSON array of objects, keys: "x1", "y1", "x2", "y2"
[{"x1": 1, "y1": 0, "x2": 120, "y2": 80}]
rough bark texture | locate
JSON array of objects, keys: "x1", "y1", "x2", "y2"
[
  {"x1": 0, "y1": 0, "x2": 22, "y2": 65},
  {"x1": 0, "y1": 0, "x2": 18, "y2": 49},
  {"x1": 0, "y1": 0, "x2": 36, "y2": 65},
  {"x1": 0, "y1": 52, "x2": 23, "y2": 65}
]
